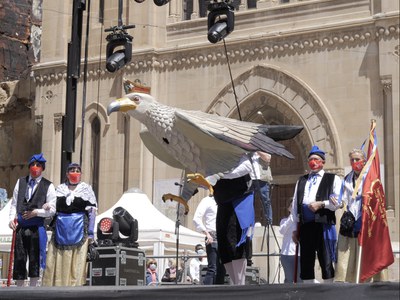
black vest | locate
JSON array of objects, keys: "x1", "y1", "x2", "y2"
[
  {"x1": 296, "y1": 173, "x2": 336, "y2": 225},
  {"x1": 17, "y1": 176, "x2": 51, "y2": 214}
]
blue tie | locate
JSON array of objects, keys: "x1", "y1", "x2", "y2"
[
  {"x1": 307, "y1": 173, "x2": 318, "y2": 195},
  {"x1": 28, "y1": 179, "x2": 36, "y2": 199},
  {"x1": 309, "y1": 173, "x2": 317, "y2": 184}
]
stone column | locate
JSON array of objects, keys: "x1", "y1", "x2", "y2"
[
  {"x1": 140, "y1": 126, "x2": 154, "y2": 201},
  {"x1": 191, "y1": 0, "x2": 200, "y2": 19},
  {"x1": 52, "y1": 113, "x2": 63, "y2": 186},
  {"x1": 381, "y1": 78, "x2": 394, "y2": 210},
  {"x1": 168, "y1": 0, "x2": 182, "y2": 23}
]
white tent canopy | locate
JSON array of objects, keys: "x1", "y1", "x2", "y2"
[{"x1": 0, "y1": 201, "x2": 13, "y2": 252}]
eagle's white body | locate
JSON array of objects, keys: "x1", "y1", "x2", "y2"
[{"x1": 108, "y1": 93, "x2": 302, "y2": 200}]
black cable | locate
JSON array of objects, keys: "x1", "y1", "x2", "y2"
[
  {"x1": 80, "y1": 0, "x2": 91, "y2": 166},
  {"x1": 222, "y1": 38, "x2": 242, "y2": 121}
]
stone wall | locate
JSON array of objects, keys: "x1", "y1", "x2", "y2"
[
  {"x1": 0, "y1": 0, "x2": 42, "y2": 195},
  {"x1": 0, "y1": 0, "x2": 42, "y2": 81}
]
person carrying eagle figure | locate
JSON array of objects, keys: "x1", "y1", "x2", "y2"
[{"x1": 107, "y1": 79, "x2": 303, "y2": 285}]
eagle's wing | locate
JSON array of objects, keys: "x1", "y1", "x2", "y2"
[
  {"x1": 139, "y1": 128, "x2": 185, "y2": 169},
  {"x1": 156, "y1": 110, "x2": 243, "y2": 176},
  {"x1": 175, "y1": 109, "x2": 295, "y2": 160}
]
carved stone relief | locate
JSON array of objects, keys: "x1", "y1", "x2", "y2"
[
  {"x1": 33, "y1": 23, "x2": 399, "y2": 84},
  {"x1": 54, "y1": 113, "x2": 63, "y2": 132}
]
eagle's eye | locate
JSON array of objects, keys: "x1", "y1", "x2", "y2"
[{"x1": 132, "y1": 95, "x2": 141, "y2": 103}]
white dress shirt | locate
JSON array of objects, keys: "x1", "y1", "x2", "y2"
[
  {"x1": 279, "y1": 214, "x2": 298, "y2": 256},
  {"x1": 193, "y1": 196, "x2": 217, "y2": 233},
  {"x1": 9, "y1": 176, "x2": 57, "y2": 222},
  {"x1": 223, "y1": 153, "x2": 261, "y2": 180}
]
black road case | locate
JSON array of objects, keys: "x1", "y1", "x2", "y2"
[{"x1": 89, "y1": 245, "x2": 146, "y2": 286}]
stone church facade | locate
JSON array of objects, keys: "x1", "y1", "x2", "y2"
[{"x1": 0, "y1": 0, "x2": 399, "y2": 256}]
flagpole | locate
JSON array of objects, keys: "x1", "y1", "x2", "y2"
[{"x1": 356, "y1": 245, "x2": 362, "y2": 283}]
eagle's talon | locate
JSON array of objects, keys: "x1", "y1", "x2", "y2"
[
  {"x1": 162, "y1": 193, "x2": 189, "y2": 215},
  {"x1": 187, "y1": 173, "x2": 214, "y2": 195}
]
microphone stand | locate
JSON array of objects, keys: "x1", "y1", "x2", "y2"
[
  {"x1": 174, "y1": 181, "x2": 183, "y2": 284},
  {"x1": 259, "y1": 184, "x2": 281, "y2": 284}
]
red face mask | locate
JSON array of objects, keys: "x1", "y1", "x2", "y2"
[
  {"x1": 68, "y1": 172, "x2": 81, "y2": 185},
  {"x1": 351, "y1": 160, "x2": 365, "y2": 172},
  {"x1": 29, "y1": 165, "x2": 42, "y2": 178},
  {"x1": 308, "y1": 159, "x2": 324, "y2": 171}
]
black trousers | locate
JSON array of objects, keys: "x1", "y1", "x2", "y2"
[
  {"x1": 299, "y1": 221, "x2": 334, "y2": 280},
  {"x1": 216, "y1": 202, "x2": 250, "y2": 265},
  {"x1": 13, "y1": 227, "x2": 40, "y2": 280}
]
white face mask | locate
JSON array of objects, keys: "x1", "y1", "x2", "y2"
[
  {"x1": 197, "y1": 249, "x2": 205, "y2": 255},
  {"x1": 149, "y1": 264, "x2": 157, "y2": 271}
]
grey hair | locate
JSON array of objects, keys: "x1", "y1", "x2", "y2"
[{"x1": 349, "y1": 148, "x2": 366, "y2": 160}]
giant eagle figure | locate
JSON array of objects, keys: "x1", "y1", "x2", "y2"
[{"x1": 107, "y1": 90, "x2": 302, "y2": 212}]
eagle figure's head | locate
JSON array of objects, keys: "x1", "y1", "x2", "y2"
[{"x1": 107, "y1": 92, "x2": 157, "y2": 119}]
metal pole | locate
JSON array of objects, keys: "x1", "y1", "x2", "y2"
[
  {"x1": 61, "y1": 0, "x2": 85, "y2": 179},
  {"x1": 79, "y1": 0, "x2": 91, "y2": 165}
]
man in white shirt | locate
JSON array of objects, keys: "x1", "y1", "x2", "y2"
[
  {"x1": 279, "y1": 203, "x2": 301, "y2": 283},
  {"x1": 193, "y1": 196, "x2": 225, "y2": 284},
  {"x1": 291, "y1": 146, "x2": 341, "y2": 283},
  {"x1": 189, "y1": 244, "x2": 208, "y2": 283},
  {"x1": 8, "y1": 153, "x2": 56, "y2": 287}
]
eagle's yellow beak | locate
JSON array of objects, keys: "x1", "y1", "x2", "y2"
[{"x1": 107, "y1": 97, "x2": 137, "y2": 115}]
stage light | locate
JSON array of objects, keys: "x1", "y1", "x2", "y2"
[
  {"x1": 96, "y1": 207, "x2": 139, "y2": 248},
  {"x1": 99, "y1": 217, "x2": 114, "y2": 233},
  {"x1": 207, "y1": 1, "x2": 235, "y2": 44},
  {"x1": 112, "y1": 207, "x2": 139, "y2": 245},
  {"x1": 154, "y1": 0, "x2": 170, "y2": 6},
  {"x1": 105, "y1": 25, "x2": 135, "y2": 73}
]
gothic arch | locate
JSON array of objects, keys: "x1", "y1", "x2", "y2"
[
  {"x1": 85, "y1": 102, "x2": 111, "y2": 136},
  {"x1": 206, "y1": 64, "x2": 343, "y2": 170}
]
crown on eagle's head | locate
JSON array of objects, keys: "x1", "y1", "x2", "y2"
[{"x1": 123, "y1": 78, "x2": 151, "y2": 94}]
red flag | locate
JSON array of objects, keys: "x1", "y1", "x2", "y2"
[{"x1": 358, "y1": 120, "x2": 394, "y2": 282}]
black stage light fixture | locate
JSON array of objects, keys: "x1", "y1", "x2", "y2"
[
  {"x1": 96, "y1": 207, "x2": 139, "y2": 248},
  {"x1": 154, "y1": 0, "x2": 170, "y2": 6},
  {"x1": 207, "y1": 1, "x2": 235, "y2": 44},
  {"x1": 105, "y1": 25, "x2": 135, "y2": 73},
  {"x1": 112, "y1": 206, "x2": 139, "y2": 246}
]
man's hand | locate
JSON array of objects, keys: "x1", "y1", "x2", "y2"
[
  {"x1": 42, "y1": 203, "x2": 51, "y2": 210},
  {"x1": 22, "y1": 210, "x2": 38, "y2": 220},
  {"x1": 257, "y1": 151, "x2": 271, "y2": 163},
  {"x1": 308, "y1": 202, "x2": 324, "y2": 212},
  {"x1": 205, "y1": 231, "x2": 213, "y2": 245},
  {"x1": 9, "y1": 220, "x2": 17, "y2": 231}
]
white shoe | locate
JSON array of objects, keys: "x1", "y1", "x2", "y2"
[{"x1": 303, "y1": 279, "x2": 320, "y2": 284}]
